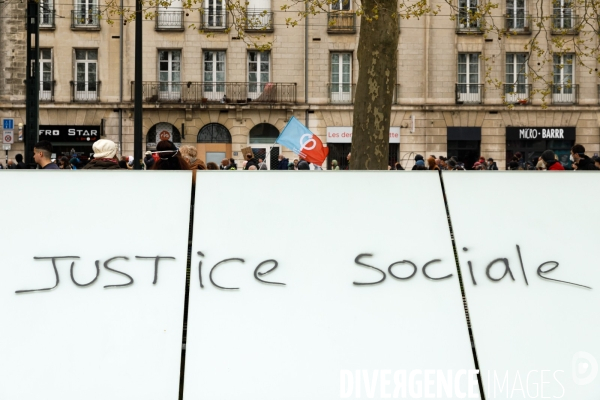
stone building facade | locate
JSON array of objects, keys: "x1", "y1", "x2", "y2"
[{"x1": 0, "y1": 0, "x2": 598, "y2": 169}]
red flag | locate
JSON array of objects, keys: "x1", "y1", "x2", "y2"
[{"x1": 299, "y1": 135, "x2": 329, "y2": 167}]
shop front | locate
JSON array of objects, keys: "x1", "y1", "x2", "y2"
[
  {"x1": 196, "y1": 123, "x2": 232, "y2": 165},
  {"x1": 447, "y1": 127, "x2": 481, "y2": 170},
  {"x1": 326, "y1": 126, "x2": 401, "y2": 169},
  {"x1": 506, "y1": 127, "x2": 575, "y2": 169},
  {"x1": 37, "y1": 124, "x2": 101, "y2": 164}
]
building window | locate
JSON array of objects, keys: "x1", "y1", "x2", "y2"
[
  {"x1": 197, "y1": 123, "x2": 232, "y2": 143},
  {"x1": 505, "y1": 53, "x2": 529, "y2": 103},
  {"x1": 74, "y1": 49, "x2": 98, "y2": 101},
  {"x1": 157, "y1": 0, "x2": 184, "y2": 30},
  {"x1": 330, "y1": 53, "x2": 352, "y2": 103},
  {"x1": 72, "y1": 0, "x2": 99, "y2": 28},
  {"x1": 40, "y1": 49, "x2": 53, "y2": 101},
  {"x1": 456, "y1": 53, "x2": 482, "y2": 104},
  {"x1": 457, "y1": 0, "x2": 479, "y2": 30},
  {"x1": 159, "y1": 50, "x2": 181, "y2": 101},
  {"x1": 331, "y1": 0, "x2": 350, "y2": 10},
  {"x1": 203, "y1": 51, "x2": 225, "y2": 101},
  {"x1": 552, "y1": 54, "x2": 577, "y2": 104},
  {"x1": 40, "y1": 0, "x2": 55, "y2": 28},
  {"x1": 248, "y1": 51, "x2": 270, "y2": 100},
  {"x1": 506, "y1": 0, "x2": 527, "y2": 30},
  {"x1": 245, "y1": 0, "x2": 272, "y2": 31},
  {"x1": 203, "y1": 0, "x2": 226, "y2": 29},
  {"x1": 327, "y1": 0, "x2": 355, "y2": 33},
  {"x1": 552, "y1": 0, "x2": 575, "y2": 30}
]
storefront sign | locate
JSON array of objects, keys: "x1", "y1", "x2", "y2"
[
  {"x1": 326, "y1": 127, "x2": 400, "y2": 143},
  {"x1": 506, "y1": 127, "x2": 576, "y2": 141},
  {"x1": 38, "y1": 125, "x2": 100, "y2": 143}
]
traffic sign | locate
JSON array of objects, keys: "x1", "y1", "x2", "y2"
[
  {"x1": 3, "y1": 119, "x2": 14, "y2": 130},
  {"x1": 3, "y1": 130, "x2": 14, "y2": 144}
]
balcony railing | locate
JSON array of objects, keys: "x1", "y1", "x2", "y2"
[
  {"x1": 245, "y1": 10, "x2": 273, "y2": 32},
  {"x1": 328, "y1": 83, "x2": 400, "y2": 104},
  {"x1": 551, "y1": 84, "x2": 578, "y2": 104},
  {"x1": 551, "y1": 12, "x2": 579, "y2": 34},
  {"x1": 156, "y1": 10, "x2": 185, "y2": 30},
  {"x1": 40, "y1": 81, "x2": 55, "y2": 102},
  {"x1": 327, "y1": 12, "x2": 356, "y2": 33},
  {"x1": 70, "y1": 81, "x2": 101, "y2": 102},
  {"x1": 455, "y1": 13, "x2": 482, "y2": 33},
  {"x1": 131, "y1": 82, "x2": 296, "y2": 104},
  {"x1": 71, "y1": 7, "x2": 101, "y2": 29},
  {"x1": 503, "y1": 83, "x2": 531, "y2": 104},
  {"x1": 40, "y1": 9, "x2": 56, "y2": 29},
  {"x1": 505, "y1": 14, "x2": 531, "y2": 34},
  {"x1": 200, "y1": 8, "x2": 228, "y2": 30},
  {"x1": 455, "y1": 83, "x2": 484, "y2": 104}
]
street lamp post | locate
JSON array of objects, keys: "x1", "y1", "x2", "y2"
[
  {"x1": 133, "y1": 0, "x2": 143, "y2": 169},
  {"x1": 25, "y1": 0, "x2": 40, "y2": 166}
]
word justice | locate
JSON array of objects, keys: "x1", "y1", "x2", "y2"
[{"x1": 15, "y1": 256, "x2": 175, "y2": 293}]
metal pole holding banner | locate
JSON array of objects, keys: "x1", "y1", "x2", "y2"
[
  {"x1": 133, "y1": 0, "x2": 143, "y2": 170},
  {"x1": 25, "y1": 0, "x2": 40, "y2": 166}
]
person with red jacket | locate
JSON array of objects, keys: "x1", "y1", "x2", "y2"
[{"x1": 541, "y1": 150, "x2": 565, "y2": 171}]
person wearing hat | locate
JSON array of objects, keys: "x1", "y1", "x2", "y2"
[
  {"x1": 413, "y1": 159, "x2": 427, "y2": 170},
  {"x1": 144, "y1": 151, "x2": 155, "y2": 170},
  {"x1": 412, "y1": 154, "x2": 424, "y2": 170},
  {"x1": 83, "y1": 139, "x2": 120, "y2": 170},
  {"x1": 541, "y1": 150, "x2": 564, "y2": 171}
]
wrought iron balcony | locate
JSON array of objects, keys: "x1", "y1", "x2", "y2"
[
  {"x1": 551, "y1": 12, "x2": 579, "y2": 34},
  {"x1": 327, "y1": 12, "x2": 356, "y2": 33},
  {"x1": 200, "y1": 8, "x2": 228, "y2": 30},
  {"x1": 40, "y1": 81, "x2": 55, "y2": 102},
  {"x1": 455, "y1": 83, "x2": 484, "y2": 104},
  {"x1": 70, "y1": 81, "x2": 101, "y2": 102},
  {"x1": 245, "y1": 10, "x2": 273, "y2": 32},
  {"x1": 455, "y1": 13, "x2": 482, "y2": 33},
  {"x1": 156, "y1": 10, "x2": 185, "y2": 30},
  {"x1": 40, "y1": 8, "x2": 55, "y2": 29},
  {"x1": 550, "y1": 84, "x2": 578, "y2": 105},
  {"x1": 71, "y1": 7, "x2": 101, "y2": 29},
  {"x1": 503, "y1": 83, "x2": 531, "y2": 104},
  {"x1": 131, "y1": 82, "x2": 296, "y2": 104},
  {"x1": 505, "y1": 14, "x2": 531, "y2": 34},
  {"x1": 328, "y1": 84, "x2": 400, "y2": 104}
]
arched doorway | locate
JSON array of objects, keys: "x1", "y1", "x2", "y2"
[
  {"x1": 146, "y1": 122, "x2": 182, "y2": 150},
  {"x1": 249, "y1": 123, "x2": 280, "y2": 170},
  {"x1": 196, "y1": 123, "x2": 232, "y2": 166}
]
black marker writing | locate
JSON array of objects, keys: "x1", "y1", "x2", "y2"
[
  {"x1": 422, "y1": 259, "x2": 452, "y2": 280},
  {"x1": 537, "y1": 261, "x2": 591, "y2": 289},
  {"x1": 516, "y1": 245, "x2": 529, "y2": 285},
  {"x1": 135, "y1": 256, "x2": 176, "y2": 284},
  {"x1": 16, "y1": 256, "x2": 80, "y2": 294},
  {"x1": 486, "y1": 258, "x2": 515, "y2": 282},
  {"x1": 353, "y1": 253, "x2": 386, "y2": 286},
  {"x1": 71, "y1": 260, "x2": 100, "y2": 287},
  {"x1": 197, "y1": 251, "x2": 204, "y2": 289},
  {"x1": 210, "y1": 258, "x2": 245, "y2": 290},
  {"x1": 254, "y1": 259, "x2": 286, "y2": 286},
  {"x1": 103, "y1": 257, "x2": 133, "y2": 289},
  {"x1": 388, "y1": 260, "x2": 418, "y2": 280}
]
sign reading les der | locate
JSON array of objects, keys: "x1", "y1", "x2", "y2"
[{"x1": 327, "y1": 127, "x2": 401, "y2": 143}]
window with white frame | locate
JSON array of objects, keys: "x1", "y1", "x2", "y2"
[
  {"x1": 553, "y1": 0, "x2": 574, "y2": 29},
  {"x1": 458, "y1": 0, "x2": 479, "y2": 28},
  {"x1": 40, "y1": 0, "x2": 54, "y2": 26},
  {"x1": 248, "y1": 51, "x2": 270, "y2": 100},
  {"x1": 553, "y1": 54, "x2": 575, "y2": 102},
  {"x1": 331, "y1": 0, "x2": 351, "y2": 11},
  {"x1": 203, "y1": 51, "x2": 225, "y2": 101},
  {"x1": 159, "y1": 50, "x2": 181, "y2": 100},
  {"x1": 505, "y1": 53, "x2": 528, "y2": 101},
  {"x1": 330, "y1": 53, "x2": 352, "y2": 103},
  {"x1": 506, "y1": 0, "x2": 526, "y2": 29},
  {"x1": 204, "y1": 0, "x2": 225, "y2": 28},
  {"x1": 74, "y1": 49, "x2": 98, "y2": 101},
  {"x1": 246, "y1": 0, "x2": 271, "y2": 29},
  {"x1": 40, "y1": 49, "x2": 53, "y2": 101},
  {"x1": 457, "y1": 53, "x2": 481, "y2": 103},
  {"x1": 74, "y1": 0, "x2": 99, "y2": 27},
  {"x1": 157, "y1": 0, "x2": 183, "y2": 29}
]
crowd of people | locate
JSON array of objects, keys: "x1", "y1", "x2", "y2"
[{"x1": 3, "y1": 140, "x2": 599, "y2": 172}]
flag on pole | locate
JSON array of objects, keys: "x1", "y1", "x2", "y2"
[{"x1": 275, "y1": 117, "x2": 329, "y2": 166}]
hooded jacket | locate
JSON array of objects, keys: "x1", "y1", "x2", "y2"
[{"x1": 575, "y1": 155, "x2": 597, "y2": 170}]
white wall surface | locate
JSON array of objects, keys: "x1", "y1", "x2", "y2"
[{"x1": 0, "y1": 171, "x2": 192, "y2": 400}]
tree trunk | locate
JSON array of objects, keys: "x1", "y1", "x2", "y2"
[{"x1": 350, "y1": 1, "x2": 399, "y2": 170}]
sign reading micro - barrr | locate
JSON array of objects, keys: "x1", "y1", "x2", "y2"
[
  {"x1": 38, "y1": 125, "x2": 101, "y2": 143},
  {"x1": 506, "y1": 127, "x2": 576, "y2": 141}
]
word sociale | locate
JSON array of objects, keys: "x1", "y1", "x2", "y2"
[{"x1": 15, "y1": 245, "x2": 590, "y2": 293}]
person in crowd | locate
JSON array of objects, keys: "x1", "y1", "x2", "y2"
[
  {"x1": 447, "y1": 159, "x2": 464, "y2": 170},
  {"x1": 508, "y1": 161, "x2": 521, "y2": 170},
  {"x1": 70, "y1": 154, "x2": 81, "y2": 170},
  {"x1": 258, "y1": 158, "x2": 268, "y2": 170},
  {"x1": 571, "y1": 144, "x2": 597, "y2": 170},
  {"x1": 413, "y1": 160, "x2": 427, "y2": 170},
  {"x1": 152, "y1": 140, "x2": 190, "y2": 170},
  {"x1": 33, "y1": 140, "x2": 59, "y2": 169},
  {"x1": 541, "y1": 150, "x2": 564, "y2": 171},
  {"x1": 229, "y1": 158, "x2": 238, "y2": 170},
  {"x1": 345, "y1": 152, "x2": 351, "y2": 170},
  {"x1": 83, "y1": 139, "x2": 120, "y2": 170},
  {"x1": 15, "y1": 154, "x2": 26, "y2": 169},
  {"x1": 427, "y1": 156, "x2": 439, "y2": 171},
  {"x1": 331, "y1": 159, "x2": 340, "y2": 170},
  {"x1": 118, "y1": 160, "x2": 128, "y2": 169},
  {"x1": 59, "y1": 157, "x2": 72, "y2": 170},
  {"x1": 144, "y1": 151, "x2": 155, "y2": 170},
  {"x1": 288, "y1": 161, "x2": 295, "y2": 170},
  {"x1": 293, "y1": 159, "x2": 299, "y2": 170},
  {"x1": 514, "y1": 152, "x2": 525, "y2": 169},
  {"x1": 220, "y1": 158, "x2": 230, "y2": 170},
  {"x1": 297, "y1": 156, "x2": 310, "y2": 170},
  {"x1": 248, "y1": 165, "x2": 257, "y2": 170},
  {"x1": 595, "y1": 158, "x2": 600, "y2": 170},
  {"x1": 180, "y1": 145, "x2": 204, "y2": 170},
  {"x1": 207, "y1": 162, "x2": 219, "y2": 170},
  {"x1": 412, "y1": 154, "x2": 424, "y2": 170},
  {"x1": 394, "y1": 162, "x2": 404, "y2": 170},
  {"x1": 6, "y1": 160, "x2": 15, "y2": 169},
  {"x1": 277, "y1": 154, "x2": 289, "y2": 170},
  {"x1": 244, "y1": 152, "x2": 259, "y2": 170}
]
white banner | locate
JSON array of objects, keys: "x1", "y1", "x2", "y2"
[{"x1": 327, "y1": 126, "x2": 401, "y2": 143}]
